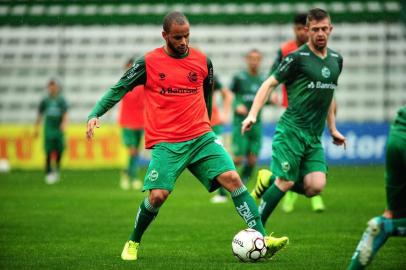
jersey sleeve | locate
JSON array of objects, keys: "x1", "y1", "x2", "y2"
[
  {"x1": 88, "y1": 56, "x2": 146, "y2": 120},
  {"x1": 269, "y1": 48, "x2": 283, "y2": 76},
  {"x1": 273, "y1": 53, "x2": 298, "y2": 84},
  {"x1": 203, "y1": 57, "x2": 214, "y2": 120}
]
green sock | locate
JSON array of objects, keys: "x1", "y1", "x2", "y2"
[
  {"x1": 259, "y1": 183, "x2": 285, "y2": 226},
  {"x1": 241, "y1": 164, "x2": 254, "y2": 182},
  {"x1": 385, "y1": 217, "x2": 406, "y2": 236},
  {"x1": 218, "y1": 187, "x2": 227, "y2": 196},
  {"x1": 129, "y1": 198, "x2": 159, "y2": 243},
  {"x1": 231, "y1": 186, "x2": 267, "y2": 236},
  {"x1": 128, "y1": 155, "x2": 139, "y2": 180}
]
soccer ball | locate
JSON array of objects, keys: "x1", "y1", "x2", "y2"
[
  {"x1": 232, "y1": 229, "x2": 267, "y2": 262},
  {"x1": 0, "y1": 159, "x2": 10, "y2": 173}
]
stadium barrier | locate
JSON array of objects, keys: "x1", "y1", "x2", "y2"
[{"x1": 0, "y1": 122, "x2": 389, "y2": 170}]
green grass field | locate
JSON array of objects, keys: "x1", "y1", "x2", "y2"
[{"x1": 1, "y1": 166, "x2": 405, "y2": 270}]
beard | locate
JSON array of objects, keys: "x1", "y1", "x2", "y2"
[{"x1": 167, "y1": 40, "x2": 188, "y2": 56}]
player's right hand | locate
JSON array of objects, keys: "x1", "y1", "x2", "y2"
[
  {"x1": 241, "y1": 115, "x2": 256, "y2": 135},
  {"x1": 86, "y1": 117, "x2": 100, "y2": 140}
]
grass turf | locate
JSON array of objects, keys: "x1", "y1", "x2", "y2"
[{"x1": 0, "y1": 166, "x2": 405, "y2": 270}]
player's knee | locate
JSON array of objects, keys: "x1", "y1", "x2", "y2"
[
  {"x1": 217, "y1": 171, "x2": 243, "y2": 191},
  {"x1": 305, "y1": 184, "x2": 324, "y2": 197},
  {"x1": 149, "y1": 190, "x2": 169, "y2": 207}
]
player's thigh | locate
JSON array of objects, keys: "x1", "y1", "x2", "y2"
[
  {"x1": 232, "y1": 123, "x2": 248, "y2": 157},
  {"x1": 143, "y1": 143, "x2": 188, "y2": 192},
  {"x1": 271, "y1": 126, "x2": 304, "y2": 182},
  {"x1": 188, "y1": 138, "x2": 236, "y2": 192},
  {"x1": 385, "y1": 130, "x2": 406, "y2": 214},
  {"x1": 247, "y1": 124, "x2": 262, "y2": 156},
  {"x1": 300, "y1": 140, "x2": 327, "y2": 179}
]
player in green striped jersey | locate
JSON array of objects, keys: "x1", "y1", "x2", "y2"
[{"x1": 242, "y1": 8, "x2": 346, "y2": 227}]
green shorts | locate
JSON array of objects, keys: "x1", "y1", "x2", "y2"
[
  {"x1": 122, "y1": 128, "x2": 143, "y2": 148},
  {"x1": 271, "y1": 124, "x2": 326, "y2": 182},
  {"x1": 143, "y1": 132, "x2": 236, "y2": 192},
  {"x1": 385, "y1": 128, "x2": 406, "y2": 216},
  {"x1": 232, "y1": 120, "x2": 262, "y2": 156},
  {"x1": 44, "y1": 136, "x2": 64, "y2": 154}
]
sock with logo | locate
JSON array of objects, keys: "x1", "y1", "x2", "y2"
[
  {"x1": 259, "y1": 183, "x2": 285, "y2": 226},
  {"x1": 231, "y1": 186, "x2": 267, "y2": 236},
  {"x1": 129, "y1": 197, "x2": 159, "y2": 243}
]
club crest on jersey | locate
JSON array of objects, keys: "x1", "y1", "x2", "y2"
[
  {"x1": 159, "y1": 73, "x2": 166, "y2": 80},
  {"x1": 321, "y1": 67, "x2": 331, "y2": 78},
  {"x1": 281, "y1": 161, "x2": 290, "y2": 172},
  {"x1": 187, "y1": 71, "x2": 198, "y2": 83}
]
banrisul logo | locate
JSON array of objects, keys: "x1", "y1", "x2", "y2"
[
  {"x1": 307, "y1": 81, "x2": 315, "y2": 89},
  {"x1": 321, "y1": 66, "x2": 331, "y2": 78},
  {"x1": 160, "y1": 87, "x2": 198, "y2": 95}
]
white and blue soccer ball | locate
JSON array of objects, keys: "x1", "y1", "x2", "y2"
[{"x1": 232, "y1": 228, "x2": 267, "y2": 262}]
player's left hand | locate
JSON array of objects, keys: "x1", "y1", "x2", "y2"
[
  {"x1": 241, "y1": 115, "x2": 256, "y2": 135},
  {"x1": 330, "y1": 129, "x2": 346, "y2": 149}
]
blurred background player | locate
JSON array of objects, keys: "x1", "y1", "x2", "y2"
[
  {"x1": 118, "y1": 57, "x2": 145, "y2": 191},
  {"x1": 242, "y1": 8, "x2": 346, "y2": 227},
  {"x1": 34, "y1": 79, "x2": 68, "y2": 184},
  {"x1": 347, "y1": 105, "x2": 406, "y2": 270},
  {"x1": 251, "y1": 13, "x2": 325, "y2": 213},
  {"x1": 210, "y1": 74, "x2": 233, "y2": 203},
  {"x1": 231, "y1": 49, "x2": 266, "y2": 185}
]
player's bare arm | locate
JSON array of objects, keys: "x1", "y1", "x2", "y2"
[
  {"x1": 241, "y1": 75, "x2": 279, "y2": 134},
  {"x1": 327, "y1": 98, "x2": 346, "y2": 149}
]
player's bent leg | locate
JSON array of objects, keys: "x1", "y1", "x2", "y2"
[
  {"x1": 123, "y1": 189, "x2": 169, "y2": 261},
  {"x1": 217, "y1": 171, "x2": 289, "y2": 259},
  {"x1": 303, "y1": 171, "x2": 326, "y2": 197},
  {"x1": 217, "y1": 171, "x2": 266, "y2": 235},
  {"x1": 259, "y1": 178, "x2": 293, "y2": 225}
]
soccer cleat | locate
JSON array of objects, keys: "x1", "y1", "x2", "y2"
[
  {"x1": 121, "y1": 240, "x2": 139, "y2": 261},
  {"x1": 120, "y1": 173, "x2": 130, "y2": 190},
  {"x1": 281, "y1": 191, "x2": 298, "y2": 213},
  {"x1": 210, "y1": 194, "x2": 228, "y2": 204},
  {"x1": 310, "y1": 195, "x2": 325, "y2": 212},
  {"x1": 45, "y1": 172, "x2": 58, "y2": 185},
  {"x1": 250, "y1": 169, "x2": 273, "y2": 201},
  {"x1": 358, "y1": 217, "x2": 388, "y2": 266},
  {"x1": 264, "y1": 234, "x2": 289, "y2": 258},
  {"x1": 131, "y1": 180, "x2": 142, "y2": 190}
]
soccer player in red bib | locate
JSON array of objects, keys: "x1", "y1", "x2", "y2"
[
  {"x1": 86, "y1": 11, "x2": 288, "y2": 261},
  {"x1": 118, "y1": 58, "x2": 145, "y2": 190}
]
